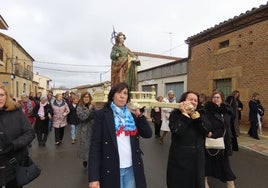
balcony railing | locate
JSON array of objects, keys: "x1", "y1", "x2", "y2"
[{"x1": 14, "y1": 65, "x2": 33, "y2": 80}]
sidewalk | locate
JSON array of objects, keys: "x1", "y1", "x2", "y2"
[{"x1": 238, "y1": 125, "x2": 268, "y2": 156}]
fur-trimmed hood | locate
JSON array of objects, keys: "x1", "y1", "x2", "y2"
[{"x1": 204, "y1": 101, "x2": 233, "y2": 116}]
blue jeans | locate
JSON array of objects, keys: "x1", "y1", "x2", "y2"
[
  {"x1": 120, "y1": 166, "x2": 136, "y2": 188},
  {"x1": 70, "y1": 124, "x2": 77, "y2": 139},
  {"x1": 48, "y1": 118, "x2": 52, "y2": 132}
]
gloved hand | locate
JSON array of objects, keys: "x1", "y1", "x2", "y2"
[{"x1": 0, "y1": 143, "x2": 14, "y2": 156}]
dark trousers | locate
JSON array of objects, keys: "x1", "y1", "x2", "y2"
[
  {"x1": 248, "y1": 121, "x2": 259, "y2": 139},
  {"x1": 1, "y1": 178, "x2": 22, "y2": 188},
  {"x1": 36, "y1": 130, "x2": 48, "y2": 145},
  {"x1": 54, "y1": 127, "x2": 65, "y2": 142},
  {"x1": 153, "y1": 122, "x2": 161, "y2": 137}
]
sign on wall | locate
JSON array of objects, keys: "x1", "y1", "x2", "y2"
[{"x1": 2, "y1": 81, "x2": 8, "y2": 85}]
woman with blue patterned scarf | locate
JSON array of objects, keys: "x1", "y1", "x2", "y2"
[{"x1": 88, "y1": 82, "x2": 152, "y2": 188}]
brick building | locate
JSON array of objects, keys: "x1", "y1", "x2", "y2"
[{"x1": 186, "y1": 3, "x2": 268, "y2": 126}]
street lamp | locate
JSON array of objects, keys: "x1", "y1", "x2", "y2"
[{"x1": 10, "y1": 73, "x2": 15, "y2": 80}]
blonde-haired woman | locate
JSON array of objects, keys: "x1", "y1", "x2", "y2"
[
  {"x1": 51, "y1": 93, "x2": 70, "y2": 145},
  {"x1": 0, "y1": 86, "x2": 35, "y2": 187}
]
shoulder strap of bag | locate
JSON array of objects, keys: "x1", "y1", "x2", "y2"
[
  {"x1": 206, "y1": 148, "x2": 222, "y2": 156},
  {"x1": 207, "y1": 113, "x2": 226, "y2": 156}
]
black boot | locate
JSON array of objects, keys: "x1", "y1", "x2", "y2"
[
  {"x1": 42, "y1": 133, "x2": 48, "y2": 146},
  {"x1": 37, "y1": 131, "x2": 42, "y2": 147},
  {"x1": 82, "y1": 161, "x2": 87, "y2": 168}
]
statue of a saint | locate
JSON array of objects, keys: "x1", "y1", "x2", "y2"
[{"x1": 110, "y1": 32, "x2": 140, "y2": 91}]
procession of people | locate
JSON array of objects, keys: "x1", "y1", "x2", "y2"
[{"x1": 0, "y1": 31, "x2": 265, "y2": 188}]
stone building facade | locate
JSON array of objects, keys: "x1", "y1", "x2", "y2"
[
  {"x1": 33, "y1": 72, "x2": 52, "y2": 96},
  {"x1": 0, "y1": 32, "x2": 35, "y2": 100},
  {"x1": 186, "y1": 3, "x2": 268, "y2": 126}
]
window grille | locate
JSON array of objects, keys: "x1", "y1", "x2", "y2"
[{"x1": 214, "y1": 78, "x2": 231, "y2": 98}]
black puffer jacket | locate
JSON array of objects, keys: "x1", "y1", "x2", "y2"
[{"x1": 0, "y1": 108, "x2": 35, "y2": 186}]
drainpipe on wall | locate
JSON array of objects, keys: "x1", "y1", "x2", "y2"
[{"x1": 11, "y1": 42, "x2": 15, "y2": 95}]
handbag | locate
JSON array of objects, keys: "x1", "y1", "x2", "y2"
[
  {"x1": 0, "y1": 120, "x2": 41, "y2": 186},
  {"x1": 205, "y1": 129, "x2": 226, "y2": 156},
  {"x1": 16, "y1": 156, "x2": 41, "y2": 186},
  {"x1": 205, "y1": 137, "x2": 225, "y2": 149}
]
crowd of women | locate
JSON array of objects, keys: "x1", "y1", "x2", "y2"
[
  {"x1": 150, "y1": 89, "x2": 264, "y2": 188},
  {"x1": 0, "y1": 86, "x2": 96, "y2": 187},
  {"x1": 0, "y1": 83, "x2": 265, "y2": 188}
]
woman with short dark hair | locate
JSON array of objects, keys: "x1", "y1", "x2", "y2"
[
  {"x1": 88, "y1": 82, "x2": 152, "y2": 188},
  {"x1": 167, "y1": 91, "x2": 208, "y2": 188}
]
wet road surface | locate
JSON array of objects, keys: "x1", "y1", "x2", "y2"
[{"x1": 25, "y1": 124, "x2": 268, "y2": 188}]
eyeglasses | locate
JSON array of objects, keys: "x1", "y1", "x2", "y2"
[{"x1": 212, "y1": 96, "x2": 221, "y2": 99}]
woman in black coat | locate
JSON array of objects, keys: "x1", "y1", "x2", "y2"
[
  {"x1": 88, "y1": 82, "x2": 152, "y2": 188},
  {"x1": 248, "y1": 92, "x2": 264, "y2": 140},
  {"x1": 0, "y1": 86, "x2": 35, "y2": 188},
  {"x1": 167, "y1": 91, "x2": 209, "y2": 188},
  {"x1": 33, "y1": 96, "x2": 53, "y2": 146},
  {"x1": 67, "y1": 95, "x2": 80, "y2": 144},
  {"x1": 225, "y1": 90, "x2": 240, "y2": 151},
  {"x1": 204, "y1": 90, "x2": 236, "y2": 188},
  {"x1": 150, "y1": 96, "x2": 163, "y2": 138}
]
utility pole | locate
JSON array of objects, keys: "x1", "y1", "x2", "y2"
[
  {"x1": 99, "y1": 72, "x2": 102, "y2": 83},
  {"x1": 164, "y1": 32, "x2": 173, "y2": 56}
]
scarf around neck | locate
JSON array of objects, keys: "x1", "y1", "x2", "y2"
[
  {"x1": 38, "y1": 102, "x2": 47, "y2": 117},
  {"x1": 111, "y1": 102, "x2": 137, "y2": 137},
  {"x1": 168, "y1": 98, "x2": 175, "y2": 103},
  {"x1": 21, "y1": 99, "x2": 34, "y2": 115}
]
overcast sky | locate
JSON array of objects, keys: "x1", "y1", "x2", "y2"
[{"x1": 1, "y1": 0, "x2": 267, "y2": 88}]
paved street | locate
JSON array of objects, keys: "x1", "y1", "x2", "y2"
[
  {"x1": 25, "y1": 130, "x2": 88, "y2": 188},
  {"x1": 141, "y1": 132, "x2": 268, "y2": 188},
  {"x1": 25, "y1": 124, "x2": 268, "y2": 188}
]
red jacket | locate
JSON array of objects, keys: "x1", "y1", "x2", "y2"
[{"x1": 18, "y1": 99, "x2": 36, "y2": 124}]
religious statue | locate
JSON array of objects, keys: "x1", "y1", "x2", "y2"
[{"x1": 110, "y1": 31, "x2": 140, "y2": 91}]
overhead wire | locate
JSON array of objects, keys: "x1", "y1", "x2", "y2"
[
  {"x1": 135, "y1": 42, "x2": 186, "y2": 63},
  {"x1": 33, "y1": 66, "x2": 108, "y2": 73},
  {"x1": 14, "y1": 40, "x2": 186, "y2": 75},
  {"x1": 8, "y1": 57, "x2": 110, "y2": 67},
  {"x1": 34, "y1": 60, "x2": 110, "y2": 67},
  {"x1": 161, "y1": 42, "x2": 186, "y2": 56}
]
